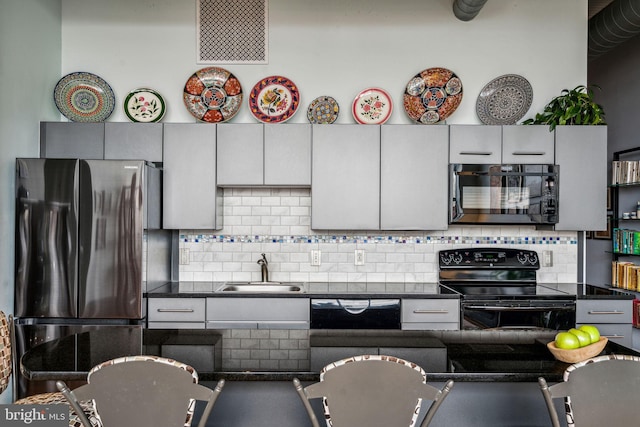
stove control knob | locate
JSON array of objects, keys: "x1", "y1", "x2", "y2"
[
  {"x1": 516, "y1": 252, "x2": 529, "y2": 264},
  {"x1": 528, "y1": 254, "x2": 538, "y2": 265},
  {"x1": 440, "y1": 254, "x2": 452, "y2": 265},
  {"x1": 452, "y1": 253, "x2": 463, "y2": 264}
]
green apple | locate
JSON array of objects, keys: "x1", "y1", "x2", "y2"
[
  {"x1": 568, "y1": 328, "x2": 591, "y2": 347},
  {"x1": 578, "y1": 325, "x2": 601, "y2": 344},
  {"x1": 555, "y1": 332, "x2": 581, "y2": 349}
]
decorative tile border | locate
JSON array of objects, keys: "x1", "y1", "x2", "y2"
[{"x1": 180, "y1": 234, "x2": 577, "y2": 245}]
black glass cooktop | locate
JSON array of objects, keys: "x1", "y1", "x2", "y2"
[{"x1": 440, "y1": 283, "x2": 575, "y2": 300}]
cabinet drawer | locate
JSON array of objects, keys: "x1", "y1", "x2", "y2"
[
  {"x1": 207, "y1": 298, "x2": 309, "y2": 322},
  {"x1": 576, "y1": 299, "x2": 632, "y2": 324},
  {"x1": 148, "y1": 298, "x2": 206, "y2": 322},
  {"x1": 402, "y1": 299, "x2": 459, "y2": 324}
]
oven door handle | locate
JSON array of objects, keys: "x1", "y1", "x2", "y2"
[{"x1": 464, "y1": 305, "x2": 573, "y2": 311}]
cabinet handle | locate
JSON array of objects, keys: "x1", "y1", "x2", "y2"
[
  {"x1": 459, "y1": 151, "x2": 492, "y2": 156},
  {"x1": 587, "y1": 310, "x2": 625, "y2": 315},
  {"x1": 511, "y1": 151, "x2": 546, "y2": 156},
  {"x1": 413, "y1": 309, "x2": 449, "y2": 314},
  {"x1": 157, "y1": 308, "x2": 195, "y2": 313}
]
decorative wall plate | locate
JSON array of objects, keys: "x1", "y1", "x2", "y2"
[
  {"x1": 124, "y1": 88, "x2": 166, "y2": 123},
  {"x1": 53, "y1": 72, "x2": 115, "y2": 122},
  {"x1": 402, "y1": 67, "x2": 463, "y2": 124},
  {"x1": 307, "y1": 96, "x2": 339, "y2": 124},
  {"x1": 476, "y1": 74, "x2": 533, "y2": 125},
  {"x1": 352, "y1": 88, "x2": 393, "y2": 124},
  {"x1": 248, "y1": 75, "x2": 300, "y2": 123},
  {"x1": 183, "y1": 67, "x2": 243, "y2": 123}
]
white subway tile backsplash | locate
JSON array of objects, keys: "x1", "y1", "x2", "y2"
[{"x1": 180, "y1": 188, "x2": 579, "y2": 283}]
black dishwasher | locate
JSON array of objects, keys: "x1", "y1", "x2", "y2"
[{"x1": 310, "y1": 299, "x2": 401, "y2": 329}]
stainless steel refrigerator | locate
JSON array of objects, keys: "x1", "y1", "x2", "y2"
[{"x1": 13, "y1": 158, "x2": 171, "y2": 398}]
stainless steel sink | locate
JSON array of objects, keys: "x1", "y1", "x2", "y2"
[{"x1": 217, "y1": 282, "x2": 305, "y2": 293}]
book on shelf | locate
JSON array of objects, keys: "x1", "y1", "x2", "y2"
[
  {"x1": 612, "y1": 160, "x2": 640, "y2": 184},
  {"x1": 611, "y1": 260, "x2": 640, "y2": 290},
  {"x1": 612, "y1": 228, "x2": 640, "y2": 254}
]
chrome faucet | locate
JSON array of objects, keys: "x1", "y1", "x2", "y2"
[{"x1": 257, "y1": 253, "x2": 269, "y2": 283}]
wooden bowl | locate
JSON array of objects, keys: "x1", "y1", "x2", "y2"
[{"x1": 547, "y1": 336, "x2": 608, "y2": 363}]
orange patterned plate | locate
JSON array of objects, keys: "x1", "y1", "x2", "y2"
[
  {"x1": 183, "y1": 67, "x2": 243, "y2": 123},
  {"x1": 403, "y1": 67, "x2": 463, "y2": 124}
]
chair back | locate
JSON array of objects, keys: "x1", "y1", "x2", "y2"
[
  {"x1": 539, "y1": 354, "x2": 640, "y2": 427},
  {"x1": 294, "y1": 355, "x2": 453, "y2": 427},
  {"x1": 58, "y1": 356, "x2": 224, "y2": 427},
  {"x1": 0, "y1": 311, "x2": 11, "y2": 395}
]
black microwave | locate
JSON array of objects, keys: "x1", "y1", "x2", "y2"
[{"x1": 450, "y1": 164, "x2": 559, "y2": 225}]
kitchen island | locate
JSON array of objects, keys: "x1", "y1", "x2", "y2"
[{"x1": 19, "y1": 326, "x2": 640, "y2": 427}]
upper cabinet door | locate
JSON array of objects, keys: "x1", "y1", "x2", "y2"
[
  {"x1": 381, "y1": 125, "x2": 449, "y2": 230},
  {"x1": 264, "y1": 124, "x2": 311, "y2": 186},
  {"x1": 40, "y1": 122, "x2": 105, "y2": 159},
  {"x1": 502, "y1": 125, "x2": 554, "y2": 164},
  {"x1": 104, "y1": 123, "x2": 163, "y2": 162},
  {"x1": 554, "y1": 126, "x2": 607, "y2": 231},
  {"x1": 312, "y1": 125, "x2": 380, "y2": 230},
  {"x1": 449, "y1": 125, "x2": 502, "y2": 164},
  {"x1": 217, "y1": 123, "x2": 263, "y2": 186},
  {"x1": 163, "y1": 123, "x2": 221, "y2": 230}
]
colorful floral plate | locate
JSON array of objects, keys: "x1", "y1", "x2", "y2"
[
  {"x1": 124, "y1": 88, "x2": 166, "y2": 123},
  {"x1": 183, "y1": 67, "x2": 243, "y2": 123},
  {"x1": 248, "y1": 75, "x2": 300, "y2": 123},
  {"x1": 53, "y1": 72, "x2": 116, "y2": 122},
  {"x1": 352, "y1": 88, "x2": 393, "y2": 124},
  {"x1": 403, "y1": 67, "x2": 463, "y2": 124},
  {"x1": 307, "y1": 96, "x2": 339, "y2": 124},
  {"x1": 476, "y1": 74, "x2": 533, "y2": 125}
]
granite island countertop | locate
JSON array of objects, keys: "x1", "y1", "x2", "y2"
[{"x1": 20, "y1": 326, "x2": 640, "y2": 384}]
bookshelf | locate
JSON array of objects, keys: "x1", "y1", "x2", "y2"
[{"x1": 611, "y1": 147, "x2": 640, "y2": 290}]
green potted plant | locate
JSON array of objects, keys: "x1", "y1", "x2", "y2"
[{"x1": 522, "y1": 85, "x2": 606, "y2": 130}]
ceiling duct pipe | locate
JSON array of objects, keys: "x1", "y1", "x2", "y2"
[
  {"x1": 453, "y1": 0, "x2": 488, "y2": 21},
  {"x1": 589, "y1": 0, "x2": 640, "y2": 61}
]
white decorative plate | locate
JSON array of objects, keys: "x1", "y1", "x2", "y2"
[
  {"x1": 403, "y1": 67, "x2": 463, "y2": 124},
  {"x1": 54, "y1": 72, "x2": 115, "y2": 122},
  {"x1": 476, "y1": 74, "x2": 533, "y2": 125},
  {"x1": 183, "y1": 67, "x2": 243, "y2": 123},
  {"x1": 124, "y1": 88, "x2": 166, "y2": 123},
  {"x1": 307, "y1": 96, "x2": 339, "y2": 124},
  {"x1": 248, "y1": 75, "x2": 300, "y2": 123},
  {"x1": 352, "y1": 88, "x2": 393, "y2": 124}
]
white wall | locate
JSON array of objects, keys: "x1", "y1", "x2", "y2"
[
  {"x1": 60, "y1": 0, "x2": 587, "y2": 125},
  {"x1": 0, "y1": 0, "x2": 61, "y2": 404}
]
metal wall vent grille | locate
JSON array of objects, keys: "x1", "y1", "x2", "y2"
[{"x1": 197, "y1": 0, "x2": 268, "y2": 64}]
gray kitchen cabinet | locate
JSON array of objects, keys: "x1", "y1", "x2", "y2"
[
  {"x1": 163, "y1": 123, "x2": 222, "y2": 230},
  {"x1": 217, "y1": 123, "x2": 311, "y2": 186},
  {"x1": 449, "y1": 125, "x2": 502, "y2": 164},
  {"x1": 206, "y1": 297, "x2": 310, "y2": 329},
  {"x1": 401, "y1": 298, "x2": 460, "y2": 330},
  {"x1": 104, "y1": 122, "x2": 163, "y2": 162},
  {"x1": 40, "y1": 121, "x2": 104, "y2": 159},
  {"x1": 217, "y1": 123, "x2": 264, "y2": 186},
  {"x1": 576, "y1": 298, "x2": 632, "y2": 347},
  {"x1": 264, "y1": 124, "x2": 311, "y2": 186},
  {"x1": 554, "y1": 126, "x2": 607, "y2": 231},
  {"x1": 381, "y1": 125, "x2": 449, "y2": 230},
  {"x1": 147, "y1": 298, "x2": 206, "y2": 329},
  {"x1": 312, "y1": 125, "x2": 380, "y2": 230},
  {"x1": 502, "y1": 125, "x2": 555, "y2": 164}
]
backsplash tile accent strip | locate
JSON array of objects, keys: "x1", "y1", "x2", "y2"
[{"x1": 179, "y1": 188, "x2": 578, "y2": 284}]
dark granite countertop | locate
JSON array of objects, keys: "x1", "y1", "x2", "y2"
[
  {"x1": 146, "y1": 281, "x2": 637, "y2": 300},
  {"x1": 145, "y1": 281, "x2": 458, "y2": 299},
  {"x1": 20, "y1": 327, "x2": 640, "y2": 384}
]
